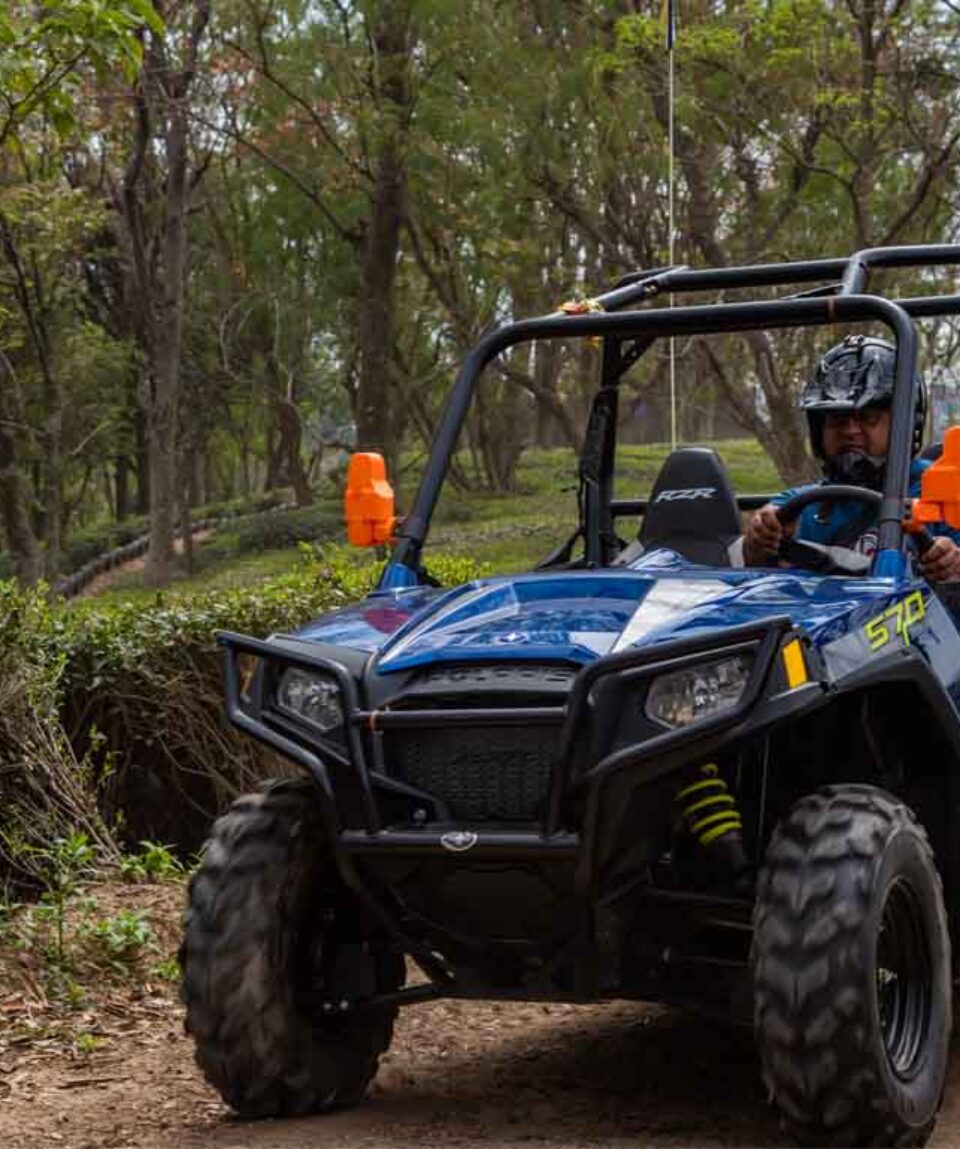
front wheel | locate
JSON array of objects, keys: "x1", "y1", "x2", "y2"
[
  {"x1": 752, "y1": 785, "x2": 951, "y2": 1147},
  {"x1": 181, "y1": 780, "x2": 404, "y2": 1118}
]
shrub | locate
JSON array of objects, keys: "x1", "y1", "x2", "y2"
[
  {"x1": 80, "y1": 908, "x2": 152, "y2": 969},
  {"x1": 120, "y1": 841, "x2": 185, "y2": 882},
  {"x1": 229, "y1": 504, "x2": 343, "y2": 553},
  {"x1": 0, "y1": 585, "x2": 119, "y2": 886},
  {"x1": 63, "y1": 519, "x2": 148, "y2": 575},
  {"x1": 1, "y1": 544, "x2": 486, "y2": 854}
]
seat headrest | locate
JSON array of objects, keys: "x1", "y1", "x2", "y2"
[{"x1": 639, "y1": 447, "x2": 741, "y2": 565}]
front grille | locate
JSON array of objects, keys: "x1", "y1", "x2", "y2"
[{"x1": 386, "y1": 725, "x2": 560, "y2": 821}]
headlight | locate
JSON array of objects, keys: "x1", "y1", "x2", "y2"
[
  {"x1": 645, "y1": 653, "x2": 753, "y2": 728},
  {"x1": 276, "y1": 667, "x2": 344, "y2": 734}
]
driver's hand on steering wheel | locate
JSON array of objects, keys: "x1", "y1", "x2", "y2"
[
  {"x1": 743, "y1": 503, "x2": 794, "y2": 566},
  {"x1": 920, "y1": 536, "x2": 960, "y2": 582}
]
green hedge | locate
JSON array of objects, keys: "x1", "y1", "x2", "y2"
[
  {"x1": 48, "y1": 488, "x2": 300, "y2": 578},
  {"x1": 63, "y1": 519, "x2": 149, "y2": 574},
  {"x1": 0, "y1": 548, "x2": 490, "y2": 871},
  {"x1": 211, "y1": 503, "x2": 344, "y2": 557}
]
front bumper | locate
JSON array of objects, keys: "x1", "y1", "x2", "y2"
[
  {"x1": 219, "y1": 616, "x2": 817, "y2": 867},
  {"x1": 218, "y1": 616, "x2": 830, "y2": 1003}
]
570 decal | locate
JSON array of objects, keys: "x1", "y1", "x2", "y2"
[{"x1": 863, "y1": 590, "x2": 926, "y2": 651}]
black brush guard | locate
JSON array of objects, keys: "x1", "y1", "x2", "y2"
[{"x1": 218, "y1": 617, "x2": 798, "y2": 1002}]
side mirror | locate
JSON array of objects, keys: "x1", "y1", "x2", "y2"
[
  {"x1": 909, "y1": 426, "x2": 960, "y2": 530},
  {"x1": 344, "y1": 452, "x2": 396, "y2": 546}
]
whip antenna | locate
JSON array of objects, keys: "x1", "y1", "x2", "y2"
[{"x1": 667, "y1": 0, "x2": 678, "y2": 449}]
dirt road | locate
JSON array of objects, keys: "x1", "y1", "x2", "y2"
[
  {"x1": 3, "y1": 881, "x2": 960, "y2": 1149},
  {"x1": 4, "y1": 992, "x2": 960, "y2": 1149}
]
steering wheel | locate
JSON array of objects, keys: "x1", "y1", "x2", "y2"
[{"x1": 773, "y1": 485, "x2": 913, "y2": 575}]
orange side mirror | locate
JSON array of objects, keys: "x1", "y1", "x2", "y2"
[
  {"x1": 907, "y1": 425, "x2": 960, "y2": 531},
  {"x1": 344, "y1": 452, "x2": 396, "y2": 547}
]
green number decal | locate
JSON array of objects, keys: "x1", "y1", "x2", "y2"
[{"x1": 863, "y1": 591, "x2": 926, "y2": 651}]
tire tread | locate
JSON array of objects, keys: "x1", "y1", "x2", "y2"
[
  {"x1": 181, "y1": 780, "x2": 400, "y2": 1118},
  {"x1": 753, "y1": 785, "x2": 948, "y2": 1147}
]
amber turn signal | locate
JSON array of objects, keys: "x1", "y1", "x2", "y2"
[{"x1": 344, "y1": 452, "x2": 396, "y2": 546}]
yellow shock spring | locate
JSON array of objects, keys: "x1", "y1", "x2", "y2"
[{"x1": 675, "y1": 763, "x2": 743, "y2": 847}]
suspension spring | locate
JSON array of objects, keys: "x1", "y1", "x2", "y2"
[{"x1": 675, "y1": 763, "x2": 743, "y2": 847}]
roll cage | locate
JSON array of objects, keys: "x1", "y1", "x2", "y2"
[{"x1": 383, "y1": 245, "x2": 960, "y2": 589}]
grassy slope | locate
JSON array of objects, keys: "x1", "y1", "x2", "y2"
[
  {"x1": 73, "y1": 440, "x2": 779, "y2": 606},
  {"x1": 424, "y1": 440, "x2": 780, "y2": 573}
]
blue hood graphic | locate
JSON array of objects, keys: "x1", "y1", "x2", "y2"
[{"x1": 290, "y1": 552, "x2": 897, "y2": 674}]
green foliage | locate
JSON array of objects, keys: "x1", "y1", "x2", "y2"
[
  {"x1": 63, "y1": 522, "x2": 147, "y2": 575},
  {"x1": 8, "y1": 833, "x2": 98, "y2": 965},
  {"x1": 0, "y1": 0, "x2": 161, "y2": 143},
  {"x1": 64, "y1": 977, "x2": 87, "y2": 1010},
  {"x1": 74, "y1": 1031, "x2": 102, "y2": 1055},
  {"x1": 150, "y1": 954, "x2": 182, "y2": 982},
  {"x1": 81, "y1": 908, "x2": 152, "y2": 969},
  {"x1": 0, "y1": 580, "x2": 118, "y2": 880},
  {"x1": 213, "y1": 504, "x2": 343, "y2": 556},
  {"x1": 0, "y1": 545, "x2": 488, "y2": 852},
  {"x1": 120, "y1": 841, "x2": 185, "y2": 882},
  {"x1": 59, "y1": 489, "x2": 301, "y2": 578}
]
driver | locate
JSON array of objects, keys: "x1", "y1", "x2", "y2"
[{"x1": 742, "y1": 335, "x2": 960, "y2": 581}]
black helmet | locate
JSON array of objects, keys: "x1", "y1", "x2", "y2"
[{"x1": 800, "y1": 335, "x2": 927, "y2": 485}]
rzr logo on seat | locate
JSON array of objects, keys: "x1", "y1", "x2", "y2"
[{"x1": 655, "y1": 487, "x2": 716, "y2": 502}]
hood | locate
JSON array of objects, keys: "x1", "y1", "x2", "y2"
[{"x1": 291, "y1": 552, "x2": 894, "y2": 674}]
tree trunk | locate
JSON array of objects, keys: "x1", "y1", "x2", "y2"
[
  {"x1": 145, "y1": 96, "x2": 190, "y2": 585},
  {"x1": 0, "y1": 209, "x2": 62, "y2": 581},
  {"x1": 275, "y1": 396, "x2": 312, "y2": 506},
  {"x1": 134, "y1": 399, "x2": 150, "y2": 514},
  {"x1": 41, "y1": 369, "x2": 64, "y2": 580},
  {"x1": 115, "y1": 453, "x2": 130, "y2": 521},
  {"x1": 0, "y1": 413, "x2": 41, "y2": 587},
  {"x1": 110, "y1": 1, "x2": 210, "y2": 585},
  {"x1": 178, "y1": 477, "x2": 193, "y2": 574},
  {"x1": 355, "y1": 1, "x2": 412, "y2": 473}
]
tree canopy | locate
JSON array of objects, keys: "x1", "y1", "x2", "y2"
[{"x1": 2, "y1": 0, "x2": 960, "y2": 584}]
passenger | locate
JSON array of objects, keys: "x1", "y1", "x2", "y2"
[{"x1": 742, "y1": 335, "x2": 960, "y2": 581}]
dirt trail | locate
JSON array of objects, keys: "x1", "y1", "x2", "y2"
[
  {"x1": 3, "y1": 882, "x2": 960, "y2": 1149},
  {"x1": 77, "y1": 529, "x2": 214, "y2": 598},
  {"x1": 5, "y1": 989, "x2": 960, "y2": 1149}
]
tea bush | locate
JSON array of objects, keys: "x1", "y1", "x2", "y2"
[{"x1": 0, "y1": 547, "x2": 490, "y2": 866}]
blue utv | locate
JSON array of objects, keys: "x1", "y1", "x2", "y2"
[{"x1": 181, "y1": 245, "x2": 960, "y2": 1147}]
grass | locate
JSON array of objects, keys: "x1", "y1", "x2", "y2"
[
  {"x1": 73, "y1": 547, "x2": 312, "y2": 611},
  {"x1": 69, "y1": 439, "x2": 779, "y2": 602},
  {"x1": 424, "y1": 440, "x2": 780, "y2": 573}
]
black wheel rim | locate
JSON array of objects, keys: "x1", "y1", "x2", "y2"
[{"x1": 876, "y1": 877, "x2": 932, "y2": 1079}]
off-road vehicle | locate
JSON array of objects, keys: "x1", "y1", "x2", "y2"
[{"x1": 181, "y1": 245, "x2": 960, "y2": 1146}]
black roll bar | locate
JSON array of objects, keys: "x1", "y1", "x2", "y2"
[
  {"x1": 389, "y1": 294, "x2": 917, "y2": 579},
  {"x1": 606, "y1": 245, "x2": 960, "y2": 311},
  {"x1": 602, "y1": 257, "x2": 848, "y2": 311},
  {"x1": 840, "y1": 244, "x2": 960, "y2": 295}
]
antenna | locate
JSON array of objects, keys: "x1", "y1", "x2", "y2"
[{"x1": 667, "y1": 0, "x2": 678, "y2": 449}]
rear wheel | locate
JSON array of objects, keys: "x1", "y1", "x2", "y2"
[
  {"x1": 181, "y1": 779, "x2": 404, "y2": 1118},
  {"x1": 752, "y1": 785, "x2": 951, "y2": 1147}
]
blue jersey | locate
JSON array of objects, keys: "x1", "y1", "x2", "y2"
[{"x1": 771, "y1": 459, "x2": 960, "y2": 557}]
